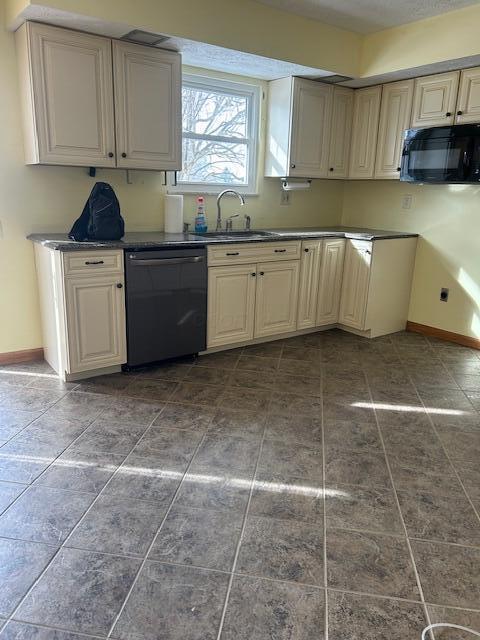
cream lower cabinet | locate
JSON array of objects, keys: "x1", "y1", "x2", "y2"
[
  {"x1": 339, "y1": 240, "x2": 372, "y2": 330},
  {"x1": 255, "y1": 261, "x2": 300, "y2": 338},
  {"x1": 339, "y1": 238, "x2": 417, "y2": 336},
  {"x1": 207, "y1": 264, "x2": 257, "y2": 348},
  {"x1": 316, "y1": 238, "x2": 346, "y2": 326},
  {"x1": 207, "y1": 258, "x2": 300, "y2": 347},
  {"x1": 297, "y1": 241, "x2": 323, "y2": 330},
  {"x1": 64, "y1": 276, "x2": 127, "y2": 373},
  {"x1": 34, "y1": 245, "x2": 127, "y2": 380}
]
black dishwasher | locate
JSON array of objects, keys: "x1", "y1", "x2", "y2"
[{"x1": 124, "y1": 247, "x2": 207, "y2": 367}]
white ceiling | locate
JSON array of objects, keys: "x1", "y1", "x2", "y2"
[{"x1": 255, "y1": 0, "x2": 479, "y2": 34}]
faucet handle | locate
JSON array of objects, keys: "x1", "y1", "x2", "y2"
[
  {"x1": 244, "y1": 214, "x2": 251, "y2": 231},
  {"x1": 225, "y1": 214, "x2": 240, "y2": 232}
]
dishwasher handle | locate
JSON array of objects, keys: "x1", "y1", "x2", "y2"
[{"x1": 128, "y1": 255, "x2": 205, "y2": 267}]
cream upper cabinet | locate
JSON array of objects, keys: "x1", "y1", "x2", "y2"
[
  {"x1": 338, "y1": 240, "x2": 372, "y2": 330},
  {"x1": 327, "y1": 87, "x2": 354, "y2": 179},
  {"x1": 316, "y1": 238, "x2": 345, "y2": 326},
  {"x1": 207, "y1": 264, "x2": 256, "y2": 348},
  {"x1": 348, "y1": 86, "x2": 382, "y2": 179},
  {"x1": 16, "y1": 22, "x2": 116, "y2": 167},
  {"x1": 375, "y1": 80, "x2": 414, "y2": 179},
  {"x1": 265, "y1": 77, "x2": 333, "y2": 178},
  {"x1": 411, "y1": 71, "x2": 459, "y2": 128},
  {"x1": 16, "y1": 22, "x2": 181, "y2": 170},
  {"x1": 254, "y1": 260, "x2": 300, "y2": 338},
  {"x1": 113, "y1": 41, "x2": 181, "y2": 171},
  {"x1": 456, "y1": 67, "x2": 480, "y2": 124},
  {"x1": 65, "y1": 274, "x2": 127, "y2": 373},
  {"x1": 297, "y1": 240, "x2": 322, "y2": 330},
  {"x1": 289, "y1": 79, "x2": 333, "y2": 178}
]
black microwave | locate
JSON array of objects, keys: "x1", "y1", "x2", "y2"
[{"x1": 400, "y1": 124, "x2": 480, "y2": 183}]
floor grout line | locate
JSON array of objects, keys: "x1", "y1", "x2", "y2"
[
  {"x1": 3, "y1": 399, "x2": 162, "y2": 630},
  {"x1": 321, "y1": 357, "x2": 329, "y2": 640},
  {"x1": 214, "y1": 425, "x2": 267, "y2": 640},
  {"x1": 363, "y1": 352, "x2": 433, "y2": 635},
  {"x1": 104, "y1": 429, "x2": 210, "y2": 638}
]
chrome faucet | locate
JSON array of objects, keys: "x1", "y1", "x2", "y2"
[{"x1": 216, "y1": 189, "x2": 245, "y2": 231}]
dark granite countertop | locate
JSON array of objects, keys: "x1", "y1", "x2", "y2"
[{"x1": 28, "y1": 227, "x2": 418, "y2": 251}]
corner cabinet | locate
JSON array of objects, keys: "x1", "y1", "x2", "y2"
[
  {"x1": 16, "y1": 22, "x2": 181, "y2": 170},
  {"x1": 339, "y1": 238, "x2": 417, "y2": 337},
  {"x1": 34, "y1": 246, "x2": 127, "y2": 380}
]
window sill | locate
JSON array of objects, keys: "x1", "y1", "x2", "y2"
[{"x1": 167, "y1": 185, "x2": 259, "y2": 197}]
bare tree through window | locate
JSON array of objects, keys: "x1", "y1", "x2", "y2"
[{"x1": 179, "y1": 82, "x2": 253, "y2": 186}]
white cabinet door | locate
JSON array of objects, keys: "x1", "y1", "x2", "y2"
[
  {"x1": 349, "y1": 86, "x2": 382, "y2": 179},
  {"x1": 24, "y1": 22, "x2": 115, "y2": 167},
  {"x1": 411, "y1": 72, "x2": 459, "y2": 128},
  {"x1": 289, "y1": 79, "x2": 333, "y2": 178},
  {"x1": 64, "y1": 275, "x2": 126, "y2": 373},
  {"x1": 207, "y1": 264, "x2": 256, "y2": 348},
  {"x1": 316, "y1": 238, "x2": 345, "y2": 326},
  {"x1": 113, "y1": 41, "x2": 181, "y2": 170},
  {"x1": 339, "y1": 240, "x2": 372, "y2": 331},
  {"x1": 328, "y1": 87, "x2": 354, "y2": 179},
  {"x1": 297, "y1": 240, "x2": 322, "y2": 330},
  {"x1": 255, "y1": 260, "x2": 300, "y2": 338},
  {"x1": 456, "y1": 67, "x2": 480, "y2": 123},
  {"x1": 375, "y1": 80, "x2": 414, "y2": 179}
]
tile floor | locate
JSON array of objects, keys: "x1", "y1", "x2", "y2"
[{"x1": 0, "y1": 329, "x2": 478, "y2": 639}]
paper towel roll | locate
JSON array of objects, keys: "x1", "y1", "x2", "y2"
[{"x1": 164, "y1": 194, "x2": 184, "y2": 233}]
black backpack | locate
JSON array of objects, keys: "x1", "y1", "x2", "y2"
[{"x1": 69, "y1": 182, "x2": 125, "y2": 241}]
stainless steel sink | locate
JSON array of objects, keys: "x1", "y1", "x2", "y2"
[{"x1": 195, "y1": 230, "x2": 278, "y2": 240}]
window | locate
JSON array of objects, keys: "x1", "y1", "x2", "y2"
[{"x1": 171, "y1": 74, "x2": 260, "y2": 194}]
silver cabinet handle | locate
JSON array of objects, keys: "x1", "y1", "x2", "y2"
[
  {"x1": 85, "y1": 260, "x2": 104, "y2": 265},
  {"x1": 274, "y1": 249, "x2": 286, "y2": 253},
  {"x1": 226, "y1": 252, "x2": 240, "y2": 256},
  {"x1": 130, "y1": 256, "x2": 204, "y2": 266}
]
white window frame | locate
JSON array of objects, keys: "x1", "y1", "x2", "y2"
[{"x1": 168, "y1": 73, "x2": 260, "y2": 195}]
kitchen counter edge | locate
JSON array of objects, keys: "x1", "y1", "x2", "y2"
[{"x1": 28, "y1": 228, "x2": 419, "y2": 251}]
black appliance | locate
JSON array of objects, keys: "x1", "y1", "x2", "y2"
[
  {"x1": 400, "y1": 124, "x2": 480, "y2": 183},
  {"x1": 124, "y1": 247, "x2": 207, "y2": 367}
]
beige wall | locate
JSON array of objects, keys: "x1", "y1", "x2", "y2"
[
  {"x1": 0, "y1": 16, "x2": 344, "y2": 355},
  {"x1": 361, "y1": 4, "x2": 480, "y2": 78},
  {"x1": 342, "y1": 181, "x2": 480, "y2": 340},
  {"x1": 6, "y1": 0, "x2": 361, "y2": 76}
]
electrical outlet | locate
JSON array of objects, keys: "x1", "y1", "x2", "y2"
[
  {"x1": 401, "y1": 194, "x2": 413, "y2": 210},
  {"x1": 440, "y1": 288, "x2": 449, "y2": 302},
  {"x1": 280, "y1": 190, "x2": 290, "y2": 206}
]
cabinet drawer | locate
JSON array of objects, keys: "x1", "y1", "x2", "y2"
[
  {"x1": 63, "y1": 250, "x2": 124, "y2": 276},
  {"x1": 208, "y1": 241, "x2": 301, "y2": 266}
]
